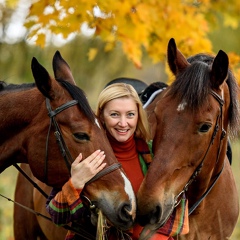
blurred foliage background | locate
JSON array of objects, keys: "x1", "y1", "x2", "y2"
[{"x1": 0, "y1": 0, "x2": 240, "y2": 239}]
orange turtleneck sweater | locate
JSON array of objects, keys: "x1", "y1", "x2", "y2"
[{"x1": 106, "y1": 131, "x2": 144, "y2": 194}]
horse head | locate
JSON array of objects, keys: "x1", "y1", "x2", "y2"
[
  {"x1": 137, "y1": 38, "x2": 239, "y2": 239},
  {"x1": 0, "y1": 51, "x2": 136, "y2": 230}
]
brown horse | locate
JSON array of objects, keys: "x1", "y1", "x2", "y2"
[
  {"x1": 137, "y1": 38, "x2": 240, "y2": 239},
  {"x1": 13, "y1": 77, "x2": 151, "y2": 240},
  {"x1": 0, "y1": 51, "x2": 136, "y2": 238}
]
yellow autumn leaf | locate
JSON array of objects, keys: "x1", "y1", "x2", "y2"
[
  {"x1": 88, "y1": 48, "x2": 98, "y2": 61},
  {"x1": 104, "y1": 42, "x2": 115, "y2": 52},
  {"x1": 35, "y1": 33, "x2": 46, "y2": 48},
  {"x1": 122, "y1": 39, "x2": 142, "y2": 69},
  {"x1": 234, "y1": 69, "x2": 240, "y2": 86},
  {"x1": 5, "y1": 0, "x2": 19, "y2": 8},
  {"x1": 228, "y1": 52, "x2": 240, "y2": 67},
  {"x1": 223, "y1": 13, "x2": 239, "y2": 29},
  {"x1": 23, "y1": 0, "x2": 240, "y2": 78},
  {"x1": 24, "y1": 20, "x2": 37, "y2": 29}
]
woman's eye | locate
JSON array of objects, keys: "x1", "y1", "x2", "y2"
[
  {"x1": 128, "y1": 112, "x2": 135, "y2": 117},
  {"x1": 110, "y1": 113, "x2": 118, "y2": 117},
  {"x1": 199, "y1": 123, "x2": 212, "y2": 133},
  {"x1": 73, "y1": 133, "x2": 90, "y2": 141}
]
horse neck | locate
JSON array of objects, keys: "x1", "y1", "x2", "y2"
[
  {"x1": 0, "y1": 88, "x2": 44, "y2": 168},
  {"x1": 0, "y1": 88, "x2": 43, "y2": 128}
]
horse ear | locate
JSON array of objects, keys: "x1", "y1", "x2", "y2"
[
  {"x1": 167, "y1": 38, "x2": 189, "y2": 75},
  {"x1": 52, "y1": 51, "x2": 76, "y2": 85},
  {"x1": 210, "y1": 50, "x2": 229, "y2": 89},
  {"x1": 31, "y1": 57, "x2": 55, "y2": 100}
]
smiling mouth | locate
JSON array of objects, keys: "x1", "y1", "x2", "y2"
[{"x1": 116, "y1": 129, "x2": 129, "y2": 133}]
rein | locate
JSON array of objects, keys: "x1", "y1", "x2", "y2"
[
  {"x1": 0, "y1": 190, "x2": 95, "y2": 240},
  {"x1": 174, "y1": 90, "x2": 226, "y2": 214}
]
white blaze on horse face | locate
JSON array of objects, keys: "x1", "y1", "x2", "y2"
[
  {"x1": 121, "y1": 171, "x2": 136, "y2": 217},
  {"x1": 95, "y1": 118, "x2": 101, "y2": 129},
  {"x1": 177, "y1": 101, "x2": 187, "y2": 111}
]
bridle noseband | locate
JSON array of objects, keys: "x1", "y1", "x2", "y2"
[{"x1": 174, "y1": 90, "x2": 226, "y2": 214}]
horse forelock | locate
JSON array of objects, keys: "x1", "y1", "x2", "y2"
[
  {"x1": 169, "y1": 61, "x2": 211, "y2": 110},
  {"x1": 188, "y1": 54, "x2": 240, "y2": 136},
  {"x1": 168, "y1": 54, "x2": 240, "y2": 137},
  {"x1": 58, "y1": 80, "x2": 95, "y2": 123}
]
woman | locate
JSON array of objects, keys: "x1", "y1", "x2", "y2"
[{"x1": 46, "y1": 83, "x2": 188, "y2": 239}]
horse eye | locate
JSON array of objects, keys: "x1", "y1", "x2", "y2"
[
  {"x1": 199, "y1": 123, "x2": 212, "y2": 133},
  {"x1": 73, "y1": 133, "x2": 90, "y2": 141}
]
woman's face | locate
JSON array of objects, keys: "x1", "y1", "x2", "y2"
[{"x1": 102, "y1": 97, "x2": 138, "y2": 142}]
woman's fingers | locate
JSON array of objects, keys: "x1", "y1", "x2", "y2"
[
  {"x1": 82, "y1": 150, "x2": 106, "y2": 170},
  {"x1": 96, "y1": 157, "x2": 106, "y2": 172},
  {"x1": 93, "y1": 152, "x2": 106, "y2": 171},
  {"x1": 72, "y1": 149, "x2": 101, "y2": 167},
  {"x1": 87, "y1": 149, "x2": 103, "y2": 164},
  {"x1": 70, "y1": 149, "x2": 106, "y2": 189},
  {"x1": 91, "y1": 151, "x2": 105, "y2": 166},
  {"x1": 72, "y1": 153, "x2": 83, "y2": 166}
]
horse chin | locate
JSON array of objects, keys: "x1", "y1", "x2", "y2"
[
  {"x1": 96, "y1": 198, "x2": 135, "y2": 231},
  {"x1": 139, "y1": 202, "x2": 172, "y2": 221},
  {"x1": 139, "y1": 224, "x2": 159, "y2": 240},
  {"x1": 90, "y1": 211, "x2": 132, "y2": 232},
  {"x1": 139, "y1": 213, "x2": 171, "y2": 240}
]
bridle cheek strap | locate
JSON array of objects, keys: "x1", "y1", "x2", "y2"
[
  {"x1": 45, "y1": 98, "x2": 78, "y2": 184},
  {"x1": 174, "y1": 90, "x2": 226, "y2": 213}
]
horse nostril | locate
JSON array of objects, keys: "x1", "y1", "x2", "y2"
[
  {"x1": 137, "y1": 205, "x2": 161, "y2": 226},
  {"x1": 118, "y1": 203, "x2": 132, "y2": 222},
  {"x1": 150, "y1": 205, "x2": 161, "y2": 224}
]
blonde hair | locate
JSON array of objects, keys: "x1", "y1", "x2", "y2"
[{"x1": 96, "y1": 83, "x2": 150, "y2": 142}]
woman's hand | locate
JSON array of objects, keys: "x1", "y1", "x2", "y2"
[{"x1": 71, "y1": 150, "x2": 106, "y2": 189}]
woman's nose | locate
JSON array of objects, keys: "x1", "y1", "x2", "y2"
[{"x1": 118, "y1": 117, "x2": 127, "y2": 127}]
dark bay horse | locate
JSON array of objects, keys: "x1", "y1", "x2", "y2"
[
  {"x1": 0, "y1": 51, "x2": 136, "y2": 237},
  {"x1": 137, "y1": 38, "x2": 240, "y2": 239}
]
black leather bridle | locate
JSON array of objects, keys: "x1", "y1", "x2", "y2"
[
  {"x1": 45, "y1": 97, "x2": 121, "y2": 186},
  {"x1": 174, "y1": 90, "x2": 226, "y2": 215}
]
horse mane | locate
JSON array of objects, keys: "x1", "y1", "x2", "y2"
[
  {"x1": 168, "y1": 53, "x2": 240, "y2": 136},
  {"x1": 0, "y1": 80, "x2": 96, "y2": 123},
  {"x1": 0, "y1": 81, "x2": 35, "y2": 92},
  {"x1": 58, "y1": 80, "x2": 96, "y2": 123}
]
